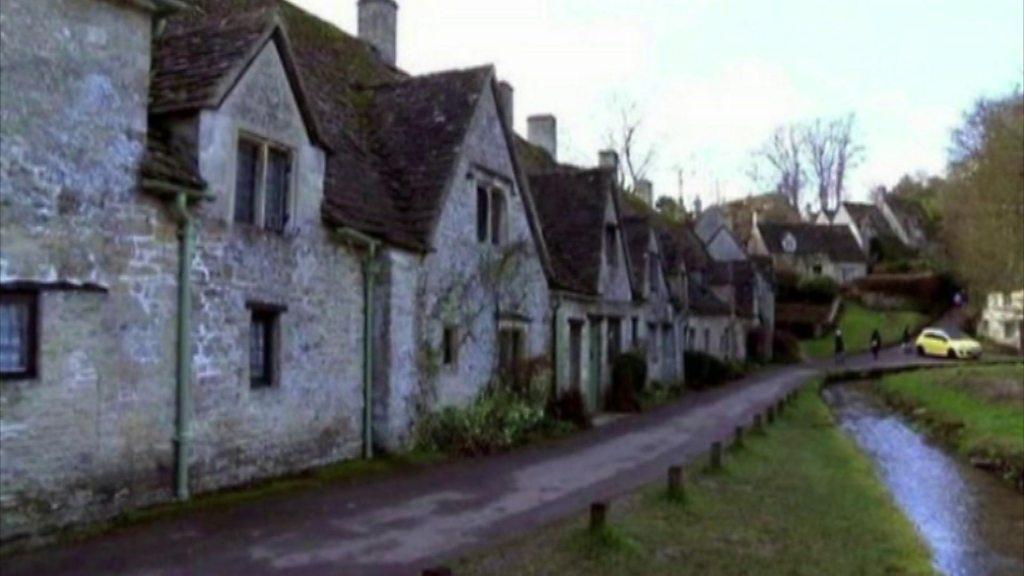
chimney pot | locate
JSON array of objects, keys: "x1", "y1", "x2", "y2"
[
  {"x1": 497, "y1": 81, "x2": 514, "y2": 130},
  {"x1": 636, "y1": 179, "x2": 653, "y2": 207},
  {"x1": 527, "y1": 115, "x2": 557, "y2": 161},
  {"x1": 598, "y1": 149, "x2": 619, "y2": 172},
  {"x1": 358, "y1": 0, "x2": 398, "y2": 66}
]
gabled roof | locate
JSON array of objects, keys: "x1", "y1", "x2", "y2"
[
  {"x1": 622, "y1": 216, "x2": 658, "y2": 298},
  {"x1": 154, "y1": 0, "x2": 548, "y2": 257},
  {"x1": 757, "y1": 222, "x2": 866, "y2": 263},
  {"x1": 720, "y1": 193, "x2": 801, "y2": 244},
  {"x1": 688, "y1": 282, "x2": 731, "y2": 316},
  {"x1": 843, "y1": 201, "x2": 898, "y2": 240},
  {"x1": 528, "y1": 169, "x2": 616, "y2": 295},
  {"x1": 708, "y1": 261, "x2": 758, "y2": 318}
]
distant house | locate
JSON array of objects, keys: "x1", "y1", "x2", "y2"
[
  {"x1": 816, "y1": 201, "x2": 900, "y2": 259},
  {"x1": 878, "y1": 195, "x2": 929, "y2": 249},
  {"x1": 694, "y1": 206, "x2": 749, "y2": 262},
  {"x1": 750, "y1": 222, "x2": 868, "y2": 284},
  {"x1": 979, "y1": 290, "x2": 1023, "y2": 352},
  {"x1": 718, "y1": 193, "x2": 802, "y2": 247}
]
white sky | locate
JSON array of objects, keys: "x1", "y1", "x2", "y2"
[{"x1": 291, "y1": 0, "x2": 1024, "y2": 208}]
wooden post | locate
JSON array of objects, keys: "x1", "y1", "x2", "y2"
[
  {"x1": 767, "y1": 406, "x2": 775, "y2": 424},
  {"x1": 423, "y1": 568, "x2": 453, "y2": 576},
  {"x1": 668, "y1": 465, "x2": 683, "y2": 497},
  {"x1": 710, "y1": 441, "x2": 723, "y2": 469},
  {"x1": 753, "y1": 413, "x2": 764, "y2": 434},
  {"x1": 777, "y1": 399, "x2": 785, "y2": 415},
  {"x1": 734, "y1": 425, "x2": 744, "y2": 448},
  {"x1": 590, "y1": 501, "x2": 608, "y2": 530}
]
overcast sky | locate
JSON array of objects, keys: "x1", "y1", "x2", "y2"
[{"x1": 292, "y1": 0, "x2": 1023, "y2": 208}]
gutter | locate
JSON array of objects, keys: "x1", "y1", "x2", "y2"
[{"x1": 335, "y1": 227, "x2": 381, "y2": 459}]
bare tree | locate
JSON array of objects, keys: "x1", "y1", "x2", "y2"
[
  {"x1": 804, "y1": 114, "x2": 862, "y2": 212},
  {"x1": 606, "y1": 100, "x2": 657, "y2": 192},
  {"x1": 749, "y1": 124, "x2": 806, "y2": 208}
]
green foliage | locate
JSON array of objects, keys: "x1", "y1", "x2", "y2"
[
  {"x1": 800, "y1": 302, "x2": 928, "y2": 359},
  {"x1": 776, "y1": 271, "x2": 839, "y2": 304},
  {"x1": 771, "y1": 330, "x2": 803, "y2": 364},
  {"x1": 548, "y1": 388, "x2": 592, "y2": 430},
  {"x1": 940, "y1": 89, "x2": 1024, "y2": 296},
  {"x1": 683, "y1": 351, "x2": 744, "y2": 390},
  {"x1": 878, "y1": 365, "x2": 1024, "y2": 486},
  {"x1": 608, "y1": 352, "x2": 648, "y2": 412},
  {"x1": 457, "y1": 384, "x2": 935, "y2": 576},
  {"x1": 639, "y1": 379, "x2": 686, "y2": 410}
]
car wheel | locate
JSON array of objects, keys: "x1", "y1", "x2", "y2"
[
  {"x1": 916, "y1": 346, "x2": 925, "y2": 357},
  {"x1": 947, "y1": 349, "x2": 957, "y2": 359}
]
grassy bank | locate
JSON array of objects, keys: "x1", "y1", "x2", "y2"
[
  {"x1": 457, "y1": 385, "x2": 934, "y2": 575},
  {"x1": 877, "y1": 364, "x2": 1024, "y2": 485},
  {"x1": 801, "y1": 302, "x2": 928, "y2": 359}
]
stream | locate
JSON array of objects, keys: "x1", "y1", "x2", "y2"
[{"x1": 824, "y1": 384, "x2": 1024, "y2": 576}]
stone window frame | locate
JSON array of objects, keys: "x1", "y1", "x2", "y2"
[
  {"x1": 246, "y1": 301, "x2": 286, "y2": 390},
  {"x1": 232, "y1": 131, "x2": 296, "y2": 234},
  {"x1": 497, "y1": 318, "x2": 528, "y2": 381},
  {"x1": 0, "y1": 289, "x2": 39, "y2": 381},
  {"x1": 604, "y1": 225, "x2": 618, "y2": 268},
  {"x1": 472, "y1": 169, "x2": 513, "y2": 247}
]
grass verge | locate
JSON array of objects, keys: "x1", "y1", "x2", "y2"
[
  {"x1": 456, "y1": 384, "x2": 935, "y2": 576},
  {"x1": 876, "y1": 363, "x2": 1024, "y2": 486},
  {"x1": 801, "y1": 302, "x2": 928, "y2": 359}
]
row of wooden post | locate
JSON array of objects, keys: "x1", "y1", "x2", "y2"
[{"x1": 425, "y1": 389, "x2": 802, "y2": 574}]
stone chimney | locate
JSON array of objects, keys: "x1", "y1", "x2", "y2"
[
  {"x1": 496, "y1": 81, "x2": 514, "y2": 129},
  {"x1": 527, "y1": 115, "x2": 557, "y2": 160},
  {"x1": 694, "y1": 195, "x2": 703, "y2": 216},
  {"x1": 358, "y1": 0, "x2": 398, "y2": 66},
  {"x1": 635, "y1": 179, "x2": 653, "y2": 207},
  {"x1": 598, "y1": 149, "x2": 619, "y2": 173}
]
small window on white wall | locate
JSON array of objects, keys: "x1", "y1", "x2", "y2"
[{"x1": 475, "y1": 181, "x2": 508, "y2": 246}]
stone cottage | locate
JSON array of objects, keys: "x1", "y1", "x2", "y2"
[
  {"x1": 750, "y1": 222, "x2": 867, "y2": 284},
  {"x1": 517, "y1": 135, "x2": 641, "y2": 411},
  {"x1": 0, "y1": 0, "x2": 553, "y2": 540},
  {"x1": 815, "y1": 201, "x2": 900, "y2": 260},
  {"x1": 978, "y1": 290, "x2": 1023, "y2": 352}
]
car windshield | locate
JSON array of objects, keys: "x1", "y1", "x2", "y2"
[{"x1": 943, "y1": 327, "x2": 969, "y2": 339}]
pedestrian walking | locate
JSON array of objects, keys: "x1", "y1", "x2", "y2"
[
  {"x1": 834, "y1": 328, "x2": 845, "y2": 365},
  {"x1": 901, "y1": 325, "x2": 911, "y2": 354},
  {"x1": 870, "y1": 329, "x2": 882, "y2": 361}
]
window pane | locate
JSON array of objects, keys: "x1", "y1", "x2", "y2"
[
  {"x1": 477, "y1": 187, "x2": 489, "y2": 243},
  {"x1": 250, "y1": 316, "x2": 268, "y2": 385},
  {"x1": 234, "y1": 140, "x2": 260, "y2": 224},
  {"x1": 605, "y1": 226, "x2": 617, "y2": 266},
  {"x1": 265, "y1": 148, "x2": 291, "y2": 232},
  {"x1": 0, "y1": 301, "x2": 28, "y2": 373},
  {"x1": 490, "y1": 191, "x2": 505, "y2": 246}
]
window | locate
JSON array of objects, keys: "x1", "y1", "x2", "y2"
[
  {"x1": 442, "y1": 326, "x2": 458, "y2": 367},
  {"x1": 477, "y1": 186, "x2": 489, "y2": 242},
  {"x1": 631, "y1": 317, "x2": 639, "y2": 345},
  {"x1": 0, "y1": 291, "x2": 38, "y2": 379},
  {"x1": 607, "y1": 318, "x2": 621, "y2": 361},
  {"x1": 662, "y1": 326, "x2": 672, "y2": 367},
  {"x1": 248, "y1": 305, "x2": 282, "y2": 389},
  {"x1": 476, "y1": 184, "x2": 508, "y2": 246},
  {"x1": 812, "y1": 264, "x2": 823, "y2": 275},
  {"x1": 234, "y1": 136, "x2": 292, "y2": 232},
  {"x1": 605, "y1": 225, "x2": 618, "y2": 267},
  {"x1": 648, "y1": 254, "x2": 659, "y2": 294},
  {"x1": 569, "y1": 321, "x2": 583, "y2": 389},
  {"x1": 499, "y1": 328, "x2": 524, "y2": 380}
]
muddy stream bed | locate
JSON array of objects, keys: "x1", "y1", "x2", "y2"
[{"x1": 824, "y1": 383, "x2": 1024, "y2": 576}]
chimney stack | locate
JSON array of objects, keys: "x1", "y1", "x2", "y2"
[
  {"x1": 635, "y1": 179, "x2": 653, "y2": 207},
  {"x1": 358, "y1": 0, "x2": 398, "y2": 66},
  {"x1": 598, "y1": 149, "x2": 619, "y2": 173},
  {"x1": 496, "y1": 81, "x2": 514, "y2": 130},
  {"x1": 527, "y1": 115, "x2": 557, "y2": 161}
]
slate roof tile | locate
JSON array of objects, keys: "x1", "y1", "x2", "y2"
[
  {"x1": 757, "y1": 222, "x2": 866, "y2": 263},
  {"x1": 141, "y1": 131, "x2": 206, "y2": 191}
]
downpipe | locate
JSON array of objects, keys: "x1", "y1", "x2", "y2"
[{"x1": 172, "y1": 192, "x2": 195, "y2": 500}]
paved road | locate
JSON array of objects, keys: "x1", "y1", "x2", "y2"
[{"x1": 1, "y1": 346, "x2": 957, "y2": 576}]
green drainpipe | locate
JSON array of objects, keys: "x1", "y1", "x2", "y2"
[
  {"x1": 172, "y1": 192, "x2": 195, "y2": 500},
  {"x1": 335, "y1": 227, "x2": 380, "y2": 459}
]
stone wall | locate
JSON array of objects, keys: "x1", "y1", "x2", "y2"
[{"x1": 0, "y1": 0, "x2": 177, "y2": 540}]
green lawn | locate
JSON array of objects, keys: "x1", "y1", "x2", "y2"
[
  {"x1": 800, "y1": 302, "x2": 929, "y2": 359},
  {"x1": 877, "y1": 364, "x2": 1024, "y2": 481},
  {"x1": 457, "y1": 385, "x2": 935, "y2": 576}
]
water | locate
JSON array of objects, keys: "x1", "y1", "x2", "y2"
[{"x1": 825, "y1": 384, "x2": 1024, "y2": 576}]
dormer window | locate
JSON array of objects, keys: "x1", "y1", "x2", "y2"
[
  {"x1": 648, "y1": 253, "x2": 659, "y2": 295},
  {"x1": 605, "y1": 225, "x2": 618, "y2": 267},
  {"x1": 476, "y1": 184, "x2": 508, "y2": 246},
  {"x1": 234, "y1": 135, "x2": 293, "y2": 233}
]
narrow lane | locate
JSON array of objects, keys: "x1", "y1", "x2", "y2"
[{"x1": 1, "y1": 350, "x2": 951, "y2": 576}]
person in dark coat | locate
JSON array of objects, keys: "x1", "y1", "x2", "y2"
[
  {"x1": 835, "y1": 328, "x2": 845, "y2": 365},
  {"x1": 870, "y1": 329, "x2": 882, "y2": 360},
  {"x1": 902, "y1": 325, "x2": 911, "y2": 354}
]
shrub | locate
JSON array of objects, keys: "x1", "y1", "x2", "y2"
[
  {"x1": 548, "y1": 388, "x2": 591, "y2": 430},
  {"x1": 798, "y1": 276, "x2": 840, "y2": 304},
  {"x1": 416, "y1": 385, "x2": 550, "y2": 456},
  {"x1": 640, "y1": 379, "x2": 685, "y2": 409},
  {"x1": 684, "y1": 351, "x2": 743, "y2": 390},
  {"x1": 607, "y1": 351, "x2": 648, "y2": 412},
  {"x1": 772, "y1": 330, "x2": 803, "y2": 364},
  {"x1": 850, "y1": 272, "x2": 958, "y2": 313}
]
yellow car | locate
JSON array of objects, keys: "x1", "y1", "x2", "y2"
[{"x1": 915, "y1": 328, "x2": 982, "y2": 359}]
